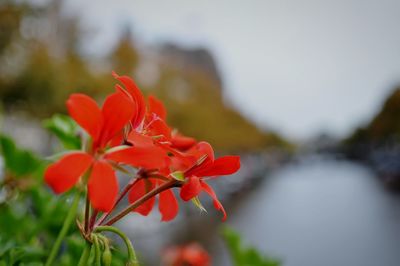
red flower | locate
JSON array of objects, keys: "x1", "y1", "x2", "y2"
[
  {"x1": 112, "y1": 71, "x2": 146, "y2": 130},
  {"x1": 121, "y1": 95, "x2": 239, "y2": 222},
  {"x1": 179, "y1": 142, "x2": 241, "y2": 221},
  {"x1": 115, "y1": 76, "x2": 196, "y2": 152},
  {"x1": 45, "y1": 72, "x2": 240, "y2": 223},
  {"x1": 121, "y1": 95, "x2": 199, "y2": 222},
  {"x1": 45, "y1": 92, "x2": 134, "y2": 212},
  {"x1": 163, "y1": 243, "x2": 211, "y2": 266},
  {"x1": 146, "y1": 95, "x2": 196, "y2": 151},
  {"x1": 127, "y1": 141, "x2": 240, "y2": 222},
  {"x1": 128, "y1": 178, "x2": 179, "y2": 222},
  {"x1": 124, "y1": 128, "x2": 185, "y2": 222},
  {"x1": 171, "y1": 133, "x2": 197, "y2": 151},
  {"x1": 45, "y1": 91, "x2": 167, "y2": 212}
]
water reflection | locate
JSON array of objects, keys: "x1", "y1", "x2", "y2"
[
  {"x1": 224, "y1": 156, "x2": 400, "y2": 266},
  {"x1": 120, "y1": 156, "x2": 400, "y2": 265}
]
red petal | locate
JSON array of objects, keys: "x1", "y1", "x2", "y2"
[
  {"x1": 66, "y1": 94, "x2": 102, "y2": 139},
  {"x1": 168, "y1": 149, "x2": 197, "y2": 171},
  {"x1": 192, "y1": 156, "x2": 240, "y2": 177},
  {"x1": 180, "y1": 176, "x2": 201, "y2": 201},
  {"x1": 188, "y1": 142, "x2": 214, "y2": 162},
  {"x1": 97, "y1": 91, "x2": 134, "y2": 148},
  {"x1": 115, "y1": 84, "x2": 135, "y2": 103},
  {"x1": 112, "y1": 72, "x2": 146, "y2": 129},
  {"x1": 108, "y1": 131, "x2": 124, "y2": 148},
  {"x1": 159, "y1": 188, "x2": 178, "y2": 222},
  {"x1": 128, "y1": 178, "x2": 156, "y2": 216},
  {"x1": 148, "y1": 95, "x2": 167, "y2": 120},
  {"x1": 45, "y1": 152, "x2": 93, "y2": 194},
  {"x1": 181, "y1": 244, "x2": 211, "y2": 265},
  {"x1": 105, "y1": 146, "x2": 169, "y2": 169},
  {"x1": 127, "y1": 130, "x2": 154, "y2": 148},
  {"x1": 88, "y1": 160, "x2": 119, "y2": 212},
  {"x1": 185, "y1": 142, "x2": 215, "y2": 176},
  {"x1": 200, "y1": 182, "x2": 227, "y2": 221},
  {"x1": 146, "y1": 118, "x2": 171, "y2": 140},
  {"x1": 114, "y1": 84, "x2": 139, "y2": 128},
  {"x1": 171, "y1": 134, "x2": 196, "y2": 151}
]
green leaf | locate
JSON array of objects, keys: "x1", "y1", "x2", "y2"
[
  {"x1": 43, "y1": 114, "x2": 81, "y2": 150},
  {"x1": 221, "y1": 226, "x2": 281, "y2": 266},
  {"x1": 8, "y1": 246, "x2": 45, "y2": 264},
  {"x1": 170, "y1": 171, "x2": 185, "y2": 181},
  {"x1": 0, "y1": 134, "x2": 41, "y2": 177},
  {"x1": 20, "y1": 262, "x2": 44, "y2": 266}
]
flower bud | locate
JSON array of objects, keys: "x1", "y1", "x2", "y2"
[
  {"x1": 102, "y1": 248, "x2": 112, "y2": 266},
  {"x1": 126, "y1": 260, "x2": 139, "y2": 266}
]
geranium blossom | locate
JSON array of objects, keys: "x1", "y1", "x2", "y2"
[
  {"x1": 179, "y1": 142, "x2": 240, "y2": 221},
  {"x1": 45, "y1": 91, "x2": 167, "y2": 212},
  {"x1": 120, "y1": 91, "x2": 240, "y2": 221},
  {"x1": 42, "y1": 71, "x2": 243, "y2": 266},
  {"x1": 45, "y1": 72, "x2": 240, "y2": 223}
]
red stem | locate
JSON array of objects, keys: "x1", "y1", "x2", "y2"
[
  {"x1": 104, "y1": 180, "x2": 177, "y2": 226},
  {"x1": 84, "y1": 194, "x2": 90, "y2": 233},
  {"x1": 88, "y1": 209, "x2": 99, "y2": 231},
  {"x1": 95, "y1": 177, "x2": 140, "y2": 227}
]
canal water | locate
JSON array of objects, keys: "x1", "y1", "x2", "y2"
[
  {"x1": 219, "y1": 155, "x2": 400, "y2": 266},
  {"x1": 120, "y1": 155, "x2": 400, "y2": 265}
]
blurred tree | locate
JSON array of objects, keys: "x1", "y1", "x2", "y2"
[
  {"x1": 110, "y1": 27, "x2": 139, "y2": 75},
  {"x1": 0, "y1": 0, "x2": 290, "y2": 152},
  {"x1": 346, "y1": 88, "x2": 400, "y2": 145},
  {"x1": 3, "y1": 44, "x2": 58, "y2": 114},
  {"x1": 146, "y1": 50, "x2": 289, "y2": 152},
  {"x1": 0, "y1": 1, "x2": 24, "y2": 56},
  {"x1": 368, "y1": 88, "x2": 400, "y2": 141}
]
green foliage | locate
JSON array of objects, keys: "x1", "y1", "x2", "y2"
[
  {"x1": 222, "y1": 227, "x2": 281, "y2": 266},
  {"x1": 0, "y1": 1, "x2": 27, "y2": 56},
  {"x1": 345, "y1": 88, "x2": 400, "y2": 147},
  {"x1": 0, "y1": 241, "x2": 46, "y2": 265},
  {"x1": 0, "y1": 185, "x2": 83, "y2": 265},
  {"x1": 110, "y1": 29, "x2": 139, "y2": 75},
  {"x1": 0, "y1": 134, "x2": 79, "y2": 265},
  {"x1": 368, "y1": 88, "x2": 400, "y2": 140},
  {"x1": 0, "y1": 135, "x2": 130, "y2": 265},
  {"x1": 0, "y1": 134, "x2": 41, "y2": 177},
  {"x1": 43, "y1": 114, "x2": 81, "y2": 150}
]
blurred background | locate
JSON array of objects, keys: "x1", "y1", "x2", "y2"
[{"x1": 2, "y1": 0, "x2": 400, "y2": 265}]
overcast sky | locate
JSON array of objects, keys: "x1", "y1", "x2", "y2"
[{"x1": 64, "y1": 0, "x2": 400, "y2": 140}]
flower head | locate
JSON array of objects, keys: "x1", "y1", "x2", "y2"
[
  {"x1": 45, "y1": 72, "x2": 240, "y2": 223},
  {"x1": 179, "y1": 142, "x2": 241, "y2": 221},
  {"x1": 45, "y1": 88, "x2": 167, "y2": 212},
  {"x1": 45, "y1": 91, "x2": 136, "y2": 212}
]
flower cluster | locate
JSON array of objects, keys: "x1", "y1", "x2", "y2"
[
  {"x1": 44, "y1": 72, "x2": 240, "y2": 229},
  {"x1": 162, "y1": 243, "x2": 211, "y2": 266}
]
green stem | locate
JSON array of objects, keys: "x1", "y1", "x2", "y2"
[
  {"x1": 95, "y1": 226, "x2": 138, "y2": 265},
  {"x1": 45, "y1": 191, "x2": 81, "y2": 266},
  {"x1": 77, "y1": 243, "x2": 91, "y2": 266},
  {"x1": 92, "y1": 234, "x2": 102, "y2": 266}
]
